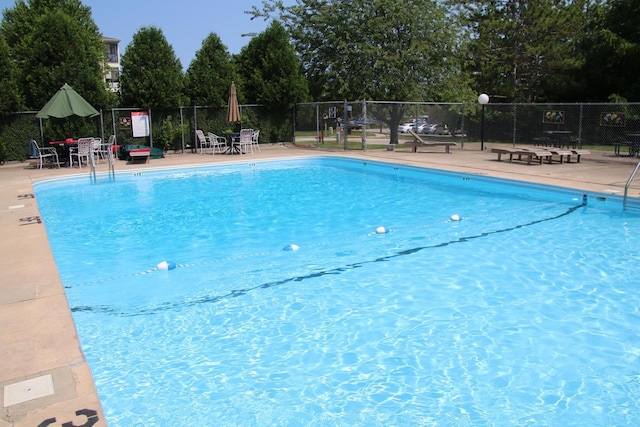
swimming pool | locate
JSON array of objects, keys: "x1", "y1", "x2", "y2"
[{"x1": 35, "y1": 156, "x2": 640, "y2": 426}]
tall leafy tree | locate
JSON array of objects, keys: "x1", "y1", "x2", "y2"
[
  {"x1": 0, "y1": 33, "x2": 23, "y2": 114},
  {"x1": 456, "y1": 0, "x2": 592, "y2": 102},
  {"x1": 119, "y1": 26, "x2": 184, "y2": 108},
  {"x1": 257, "y1": 0, "x2": 468, "y2": 101},
  {"x1": 236, "y1": 21, "x2": 309, "y2": 142},
  {"x1": 184, "y1": 33, "x2": 235, "y2": 106},
  {"x1": 1, "y1": 0, "x2": 108, "y2": 109},
  {"x1": 582, "y1": 0, "x2": 640, "y2": 101},
  {"x1": 236, "y1": 21, "x2": 309, "y2": 107},
  {"x1": 252, "y1": 0, "x2": 473, "y2": 143}
]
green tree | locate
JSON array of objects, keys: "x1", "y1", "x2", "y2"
[
  {"x1": 184, "y1": 33, "x2": 235, "y2": 106},
  {"x1": 155, "y1": 115, "x2": 187, "y2": 152},
  {"x1": 236, "y1": 21, "x2": 309, "y2": 107},
  {"x1": 236, "y1": 21, "x2": 309, "y2": 142},
  {"x1": 252, "y1": 0, "x2": 472, "y2": 143},
  {"x1": 456, "y1": 0, "x2": 592, "y2": 102},
  {"x1": 582, "y1": 0, "x2": 640, "y2": 101},
  {"x1": 0, "y1": 33, "x2": 23, "y2": 114},
  {"x1": 1, "y1": 0, "x2": 108, "y2": 109},
  {"x1": 119, "y1": 26, "x2": 184, "y2": 108}
]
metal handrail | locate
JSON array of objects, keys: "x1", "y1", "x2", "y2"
[{"x1": 623, "y1": 159, "x2": 640, "y2": 210}]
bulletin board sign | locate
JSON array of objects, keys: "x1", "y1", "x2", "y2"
[
  {"x1": 118, "y1": 116, "x2": 131, "y2": 131},
  {"x1": 600, "y1": 112, "x2": 626, "y2": 127},
  {"x1": 131, "y1": 111, "x2": 150, "y2": 137},
  {"x1": 543, "y1": 110, "x2": 564, "y2": 124}
]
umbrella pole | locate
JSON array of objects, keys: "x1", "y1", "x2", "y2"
[
  {"x1": 39, "y1": 118, "x2": 44, "y2": 145},
  {"x1": 99, "y1": 106, "x2": 105, "y2": 144}
]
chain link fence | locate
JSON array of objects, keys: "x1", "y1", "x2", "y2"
[
  {"x1": 2, "y1": 101, "x2": 640, "y2": 161},
  {"x1": 0, "y1": 104, "x2": 293, "y2": 162},
  {"x1": 294, "y1": 101, "x2": 640, "y2": 151}
]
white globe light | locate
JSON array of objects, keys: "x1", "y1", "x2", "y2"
[{"x1": 478, "y1": 93, "x2": 489, "y2": 105}]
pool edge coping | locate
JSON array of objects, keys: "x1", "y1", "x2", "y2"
[{"x1": 1, "y1": 145, "x2": 639, "y2": 425}]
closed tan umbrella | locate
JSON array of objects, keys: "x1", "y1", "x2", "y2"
[{"x1": 226, "y1": 81, "x2": 241, "y2": 123}]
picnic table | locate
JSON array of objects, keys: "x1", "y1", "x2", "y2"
[{"x1": 613, "y1": 134, "x2": 640, "y2": 157}]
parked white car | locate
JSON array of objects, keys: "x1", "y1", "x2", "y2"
[
  {"x1": 416, "y1": 123, "x2": 432, "y2": 133},
  {"x1": 398, "y1": 122, "x2": 415, "y2": 133}
]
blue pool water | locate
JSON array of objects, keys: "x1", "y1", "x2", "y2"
[{"x1": 35, "y1": 157, "x2": 640, "y2": 426}]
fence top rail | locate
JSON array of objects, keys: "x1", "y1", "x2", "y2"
[
  {"x1": 476, "y1": 102, "x2": 640, "y2": 107},
  {"x1": 366, "y1": 100, "x2": 464, "y2": 106},
  {"x1": 298, "y1": 101, "x2": 640, "y2": 107}
]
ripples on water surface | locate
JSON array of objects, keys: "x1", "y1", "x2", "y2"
[{"x1": 35, "y1": 157, "x2": 640, "y2": 426}]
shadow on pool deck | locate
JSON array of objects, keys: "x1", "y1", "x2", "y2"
[{"x1": 1, "y1": 142, "x2": 639, "y2": 426}]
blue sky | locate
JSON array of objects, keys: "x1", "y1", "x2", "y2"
[{"x1": 0, "y1": 0, "x2": 286, "y2": 70}]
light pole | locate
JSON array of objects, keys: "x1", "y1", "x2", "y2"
[{"x1": 478, "y1": 93, "x2": 489, "y2": 151}]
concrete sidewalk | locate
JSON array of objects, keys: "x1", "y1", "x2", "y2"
[{"x1": 1, "y1": 143, "x2": 638, "y2": 426}]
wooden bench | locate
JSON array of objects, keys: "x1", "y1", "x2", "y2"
[
  {"x1": 529, "y1": 144, "x2": 590, "y2": 163},
  {"x1": 544, "y1": 148, "x2": 574, "y2": 164},
  {"x1": 129, "y1": 148, "x2": 151, "y2": 164},
  {"x1": 491, "y1": 148, "x2": 552, "y2": 165},
  {"x1": 401, "y1": 129, "x2": 457, "y2": 153},
  {"x1": 569, "y1": 149, "x2": 590, "y2": 163}
]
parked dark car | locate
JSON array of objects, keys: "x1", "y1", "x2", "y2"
[{"x1": 350, "y1": 118, "x2": 377, "y2": 130}]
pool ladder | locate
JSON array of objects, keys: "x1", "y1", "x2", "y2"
[{"x1": 623, "y1": 159, "x2": 640, "y2": 210}]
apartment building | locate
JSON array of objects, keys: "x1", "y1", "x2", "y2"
[{"x1": 102, "y1": 36, "x2": 120, "y2": 93}]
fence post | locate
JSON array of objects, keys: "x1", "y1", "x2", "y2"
[
  {"x1": 362, "y1": 100, "x2": 367, "y2": 150},
  {"x1": 316, "y1": 103, "x2": 320, "y2": 148},
  {"x1": 111, "y1": 109, "x2": 116, "y2": 138},
  {"x1": 179, "y1": 106, "x2": 185, "y2": 153},
  {"x1": 578, "y1": 104, "x2": 583, "y2": 148},
  {"x1": 148, "y1": 108, "x2": 153, "y2": 149},
  {"x1": 343, "y1": 100, "x2": 348, "y2": 151},
  {"x1": 512, "y1": 104, "x2": 517, "y2": 147}
]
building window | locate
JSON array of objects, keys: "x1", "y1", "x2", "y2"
[{"x1": 106, "y1": 44, "x2": 118, "y2": 63}]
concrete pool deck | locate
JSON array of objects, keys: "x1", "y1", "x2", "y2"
[{"x1": 1, "y1": 142, "x2": 639, "y2": 426}]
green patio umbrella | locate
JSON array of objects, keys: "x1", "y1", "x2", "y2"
[{"x1": 36, "y1": 83, "x2": 99, "y2": 119}]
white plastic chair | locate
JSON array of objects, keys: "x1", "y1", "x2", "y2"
[
  {"x1": 70, "y1": 138, "x2": 93, "y2": 168},
  {"x1": 30, "y1": 139, "x2": 60, "y2": 169},
  {"x1": 91, "y1": 137, "x2": 108, "y2": 163},
  {"x1": 207, "y1": 132, "x2": 227, "y2": 154},
  {"x1": 237, "y1": 129, "x2": 254, "y2": 155},
  {"x1": 251, "y1": 130, "x2": 260, "y2": 152},
  {"x1": 196, "y1": 129, "x2": 211, "y2": 154},
  {"x1": 97, "y1": 134, "x2": 117, "y2": 164}
]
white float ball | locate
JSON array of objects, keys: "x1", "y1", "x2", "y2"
[
  {"x1": 157, "y1": 261, "x2": 176, "y2": 270},
  {"x1": 283, "y1": 244, "x2": 300, "y2": 251},
  {"x1": 376, "y1": 226, "x2": 388, "y2": 234},
  {"x1": 450, "y1": 214, "x2": 461, "y2": 221}
]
